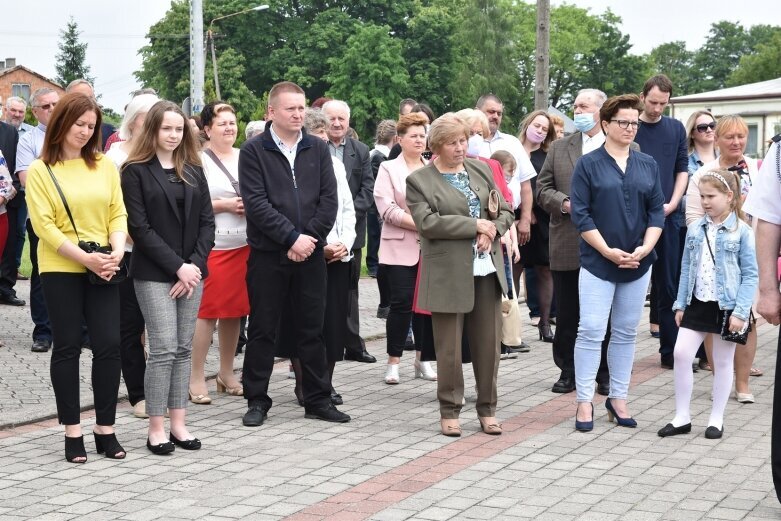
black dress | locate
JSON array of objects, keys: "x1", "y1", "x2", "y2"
[{"x1": 519, "y1": 148, "x2": 550, "y2": 267}]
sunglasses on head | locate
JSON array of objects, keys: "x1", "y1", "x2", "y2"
[{"x1": 695, "y1": 122, "x2": 716, "y2": 133}]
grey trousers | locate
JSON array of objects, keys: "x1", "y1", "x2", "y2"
[{"x1": 134, "y1": 280, "x2": 203, "y2": 417}]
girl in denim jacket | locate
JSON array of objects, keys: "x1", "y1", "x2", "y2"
[{"x1": 658, "y1": 169, "x2": 757, "y2": 440}]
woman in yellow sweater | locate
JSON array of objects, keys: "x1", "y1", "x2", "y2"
[{"x1": 26, "y1": 92, "x2": 128, "y2": 463}]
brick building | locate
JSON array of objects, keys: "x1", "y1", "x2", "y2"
[{"x1": 0, "y1": 59, "x2": 64, "y2": 106}]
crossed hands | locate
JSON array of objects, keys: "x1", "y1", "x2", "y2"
[
  {"x1": 171, "y1": 263, "x2": 202, "y2": 299},
  {"x1": 476, "y1": 219, "x2": 497, "y2": 253},
  {"x1": 84, "y1": 249, "x2": 124, "y2": 282},
  {"x1": 288, "y1": 234, "x2": 317, "y2": 262},
  {"x1": 324, "y1": 242, "x2": 349, "y2": 264},
  {"x1": 603, "y1": 245, "x2": 650, "y2": 269}
]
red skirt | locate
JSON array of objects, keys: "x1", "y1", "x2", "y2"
[{"x1": 198, "y1": 245, "x2": 250, "y2": 319}]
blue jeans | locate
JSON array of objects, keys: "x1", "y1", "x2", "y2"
[{"x1": 575, "y1": 267, "x2": 651, "y2": 402}]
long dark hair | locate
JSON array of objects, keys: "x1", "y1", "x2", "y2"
[
  {"x1": 125, "y1": 101, "x2": 201, "y2": 182},
  {"x1": 41, "y1": 92, "x2": 103, "y2": 169}
]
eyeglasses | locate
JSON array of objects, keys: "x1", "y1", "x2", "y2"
[
  {"x1": 34, "y1": 102, "x2": 57, "y2": 111},
  {"x1": 610, "y1": 119, "x2": 640, "y2": 130},
  {"x1": 695, "y1": 122, "x2": 716, "y2": 133}
]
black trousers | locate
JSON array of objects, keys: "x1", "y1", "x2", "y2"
[
  {"x1": 345, "y1": 248, "x2": 364, "y2": 355},
  {"x1": 41, "y1": 273, "x2": 121, "y2": 426},
  {"x1": 27, "y1": 220, "x2": 52, "y2": 342},
  {"x1": 0, "y1": 205, "x2": 19, "y2": 298},
  {"x1": 119, "y1": 252, "x2": 146, "y2": 406},
  {"x1": 243, "y1": 249, "x2": 331, "y2": 411},
  {"x1": 385, "y1": 264, "x2": 421, "y2": 357},
  {"x1": 377, "y1": 263, "x2": 391, "y2": 308},
  {"x1": 653, "y1": 218, "x2": 684, "y2": 356},
  {"x1": 551, "y1": 269, "x2": 609, "y2": 383},
  {"x1": 773, "y1": 329, "x2": 781, "y2": 503},
  {"x1": 366, "y1": 209, "x2": 380, "y2": 275}
]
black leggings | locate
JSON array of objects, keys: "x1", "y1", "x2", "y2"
[
  {"x1": 41, "y1": 273, "x2": 121, "y2": 426},
  {"x1": 385, "y1": 264, "x2": 421, "y2": 357}
]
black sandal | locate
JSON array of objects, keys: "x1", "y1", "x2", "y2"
[
  {"x1": 93, "y1": 432, "x2": 126, "y2": 459},
  {"x1": 64, "y1": 435, "x2": 87, "y2": 463}
]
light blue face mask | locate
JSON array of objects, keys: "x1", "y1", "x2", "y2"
[
  {"x1": 573, "y1": 112, "x2": 597, "y2": 133},
  {"x1": 467, "y1": 134, "x2": 483, "y2": 157}
]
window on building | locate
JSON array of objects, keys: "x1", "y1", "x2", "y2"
[
  {"x1": 746, "y1": 124, "x2": 758, "y2": 159},
  {"x1": 11, "y1": 83, "x2": 30, "y2": 101}
]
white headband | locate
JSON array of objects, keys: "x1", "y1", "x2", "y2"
[{"x1": 700, "y1": 172, "x2": 731, "y2": 191}]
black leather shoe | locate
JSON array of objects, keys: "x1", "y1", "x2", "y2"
[
  {"x1": 552, "y1": 377, "x2": 575, "y2": 393},
  {"x1": 661, "y1": 354, "x2": 674, "y2": 369},
  {"x1": 596, "y1": 382, "x2": 610, "y2": 396},
  {"x1": 0, "y1": 294, "x2": 25, "y2": 306},
  {"x1": 242, "y1": 401, "x2": 268, "y2": 427},
  {"x1": 305, "y1": 403, "x2": 351, "y2": 423},
  {"x1": 704, "y1": 425, "x2": 723, "y2": 439},
  {"x1": 376, "y1": 305, "x2": 389, "y2": 319},
  {"x1": 344, "y1": 350, "x2": 376, "y2": 363},
  {"x1": 330, "y1": 389, "x2": 343, "y2": 405},
  {"x1": 657, "y1": 422, "x2": 692, "y2": 437},
  {"x1": 146, "y1": 438, "x2": 175, "y2": 455},
  {"x1": 31, "y1": 340, "x2": 51, "y2": 352},
  {"x1": 170, "y1": 433, "x2": 201, "y2": 450}
]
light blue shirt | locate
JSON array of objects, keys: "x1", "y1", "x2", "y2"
[
  {"x1": 16, "y1": 122, "x2": 46, "y2": 174},
  {"x1": 269, "y1": 125, "x2": 301, "y2": 171},
  {"x1": 17, "y1": 122, "x2": 34, "y2": 136}
]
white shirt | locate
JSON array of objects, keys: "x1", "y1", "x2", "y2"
[
  {"x1": 201, "y1": 149, "x2": 247, "y2": 250},
  {"x1": 476, "y1": 130, "x2": 536, "y2": 209},
  {"x1": 269, "y1": 125, "x2": 302, "y2": 171},
  {"x1": 744, "y1": 140, "x2": 781, "y2": 225},
  {"x1": 694, "y1": 218, "x2": 719, "y2": 302},
  {"x1": 582, "y1": 131, "x2": 606, "y2": 155},
  {"x1": 373, "y1": 144, "x2": 391, "y2": 158},
  {"x1": 327, "y1": 157, "x2": 357, "y2": 261}
]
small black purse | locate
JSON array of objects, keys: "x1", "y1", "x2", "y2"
[{"x1": 45, "y1": 164, "x2": 127, "y2": 285}]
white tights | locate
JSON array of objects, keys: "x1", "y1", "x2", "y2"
[{"x1": 671, "y1": 327, "x2": 736, "y2": 430}]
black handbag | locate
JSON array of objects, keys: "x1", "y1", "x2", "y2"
[
  {"x1": 704, "y1": 231, "x2": 750, "y2": 345},
  {"x1": 44, "y1": 164, "x2": 127, "y2": 285}
]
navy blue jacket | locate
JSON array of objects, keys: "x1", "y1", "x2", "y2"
[{"x1": 239, "y1": 123, "x2": 337, "y2": 253}]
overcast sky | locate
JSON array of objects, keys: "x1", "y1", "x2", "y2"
[{"x1": 0, "y1": 1, "x2": 779, "y2": 113}]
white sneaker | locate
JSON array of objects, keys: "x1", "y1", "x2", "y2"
[{"x1": 384, "y1": 364, "x2": 400, "y2": 384}]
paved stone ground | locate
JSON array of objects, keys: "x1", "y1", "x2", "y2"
[{"x1": 0, "y1": 276, "x2": 780, "y2": 520}]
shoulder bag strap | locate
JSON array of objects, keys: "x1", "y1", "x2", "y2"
[
  {"x1": 204, "y1": 148, "x2": 240, "y2": 196},
  {"x1": 44, "y1": 163, "x2": 81, "y2": 242},
  {"x1": 704, "y1": 228, "x2": 716, "y2": 265}
]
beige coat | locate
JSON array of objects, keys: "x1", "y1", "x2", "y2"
[{"x1": 406, "y1": 158, "x2": 514, "y2": 313}]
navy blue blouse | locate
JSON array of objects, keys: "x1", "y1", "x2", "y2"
[{"x1": 570, "y1": 146, "x2": 665, "y2": 282}]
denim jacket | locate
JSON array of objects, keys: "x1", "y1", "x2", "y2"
[{"x1": 673, "y1": 212, "x2": 757, "y2": 320}]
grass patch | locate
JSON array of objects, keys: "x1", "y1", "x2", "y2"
[{"x1": 19, "y1": 237, "x2": 31, "y2": 277}]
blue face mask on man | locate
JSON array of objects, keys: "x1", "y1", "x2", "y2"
[{"x1": 573, "y1": 112, "x2": 597, "y2": 133}]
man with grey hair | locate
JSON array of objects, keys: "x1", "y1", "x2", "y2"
[
  {"x1": 4, "y1": 97, "x2": 34, "y2": 135},
  {"x1": 536, "y1": 87, "x2": 618, "y2": 395},
  {"x1": 245, "y1": 120, "x2": 266, "y2": 140},
  {"x1": 323, "y1": 99, "x2": 376, "y2": 364},
  {"x1": 65, "y1": 78, "x2": 115, "y2": 151}
]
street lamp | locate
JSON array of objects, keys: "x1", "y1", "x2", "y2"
[{"x1": 207, "y1": 4, "x2": 269, "y2": 99}]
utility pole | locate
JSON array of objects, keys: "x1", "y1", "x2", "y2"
[
  {"x1": 534, "y1": 0, "x2": 550, "y2": 111},
  {"x1": 189, "y1": 0, "x2": 204, "y2": 116}
]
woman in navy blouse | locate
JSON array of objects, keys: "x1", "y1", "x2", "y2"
[{"x1": 570, "y1": 94, "x2": 665, "y2": 432}]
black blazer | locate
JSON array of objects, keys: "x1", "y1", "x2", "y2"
[
  {"x1": 0, "y1": 122, "x2": 20, "y2": 208},
  {"x1": 121, "y1": 157, "x2": 215, "y2": 282},
  {"x1": 341, "y1": 137, "x2": 374, "y2": 249}
]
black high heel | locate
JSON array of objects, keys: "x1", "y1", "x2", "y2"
[
  {"x1": 93, "y1": 431, "x2": 126, "y2": 459},
  {"x1": 538, "y1": 322, "x2": 554, "y2": 343},
  {"x1": 64, "y1": 435, "x2": 87, "y2": 463}
]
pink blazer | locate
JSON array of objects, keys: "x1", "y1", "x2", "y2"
[{"x1": 373, "y1": 155, "x2": 425, "y2": 266}]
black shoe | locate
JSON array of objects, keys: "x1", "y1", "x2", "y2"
[
  {"x1": 376, "y1": 305, "x2": 390, "y2": 319},
  {"x1": 596, "y1": 382, "x2": 610, "y2": 396},
  {"x1": 64, "y1": 435, "x2": 87, "y2": 463},
  {"x1": 243, "y1": 401, "x2": 268, "y2": 427},
  {"x1": 500, "y1": 344, "x2": 518, "y2": 360},
  {"x1": 0, "y1": 294, "x2": 25, "y2": 306},
  {"x1": 330, "y1": 390, "x2": 343, "y2": 406},
  {"x1": 31, "y1": 339, "x2": 51, "y2": 352},
  {"x1": 304, "y1": 403, "x2": 351, "y2": 423},
  {"x1": 170, "y1": 432, "x2": 201, "y2": 450},
  {"x1": 503, "y1": 343, "x2": 526, "y2": 355},
  {"x1": 344, "y1": 350, "x2": 376, "y2": 363},
  {"x1": 93, "y1": 431, "x2": 126, "y2": 459},
  {"x1": 552, "y1": 376, "x2": 575, "y2": 393},
  {"x1": 705, "y1": 425, "x2": 723, "y2": 439},
  {"x1": 146, "y1": 438, "x2": 175, "y2": 455},
  {"x1": 538, "y1": 322, "x2": 554, "y2": 343},
  {"x1": 661, "y1": 354, "x2": 674, "y2": 369},
  {"x1": 657, "y1": 422, "x2": 692, "y2": 437}
]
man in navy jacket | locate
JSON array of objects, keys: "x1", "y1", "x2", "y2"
[{"x1": 239, "y1": 81, "x2": 350, "y2": 426}]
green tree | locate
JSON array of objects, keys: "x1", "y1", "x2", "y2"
[
  {"x1": 327, "y1": 24, "x2": 409, "y2": 139},
  {"x1": 728, "y1": 30, "x2": 781, "y2": 86},
  {"x1": 205, "y1": 48, "x2": 259, "y2": 123},
  {"x1": 691, "y1": 21, "x2": 751, "y2": 92},
  {"x1": 55, "y1": 17, "x2": 95, "y2": 87},
  {"x1": 648, "y1": 41, "x2": 697, "y2": 95}
]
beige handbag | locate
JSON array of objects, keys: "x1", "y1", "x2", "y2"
[{"x1": 500, "y1": 242, "x2": 524, "y2": 347}]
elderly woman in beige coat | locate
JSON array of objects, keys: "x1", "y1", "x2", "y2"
[{"x1": 406, "y1": 113, "x2": 514, "y2": 437}]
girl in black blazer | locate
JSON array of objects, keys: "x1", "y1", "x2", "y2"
[{"x1": 121, "y1": 101, "x2": 215, "y2": 455}]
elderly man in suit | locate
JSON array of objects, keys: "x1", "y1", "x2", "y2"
[
  {"x1": 536, "y1": 88, "x2": 635, "y2": 395},
  {"x1": 323, "y1": 100, "x2": 377, "y2": 364}
]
